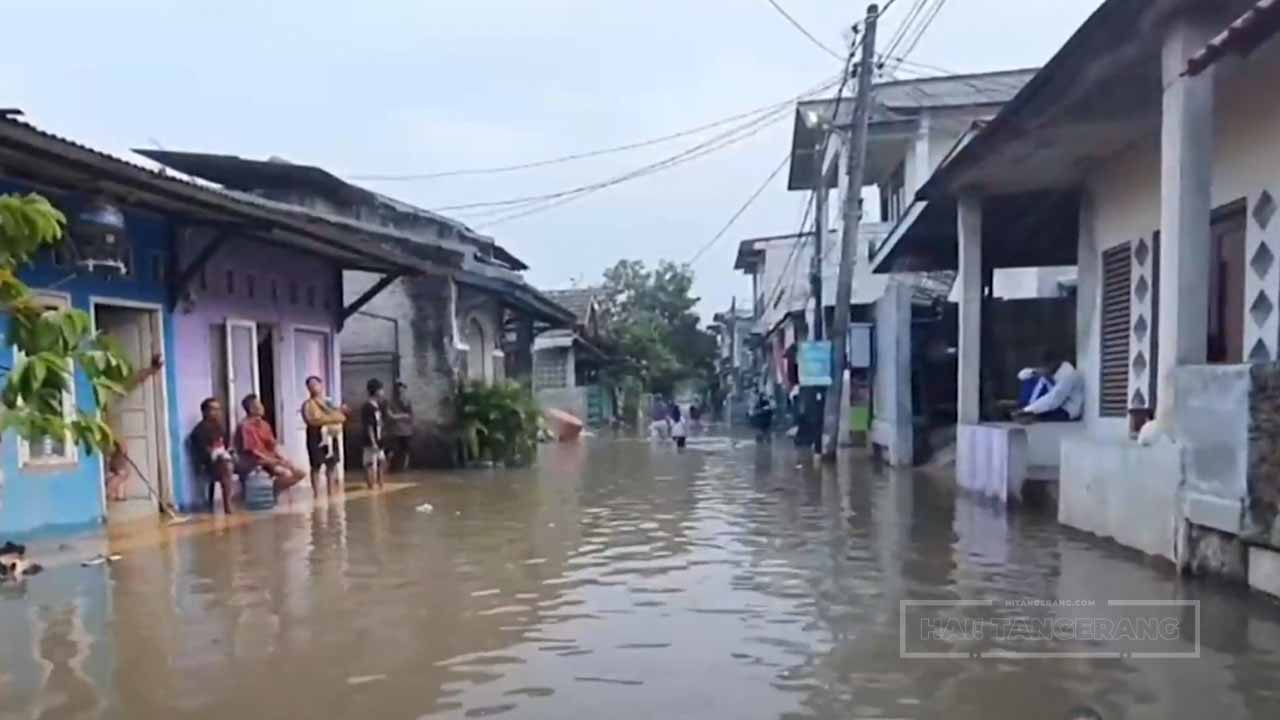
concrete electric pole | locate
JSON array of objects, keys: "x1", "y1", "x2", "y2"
[
  {"x1": 810, "y1": 138, "x2": 827, "y2": 456},
  {"x1": 821, "y1": 3, "x2": 879, "y2": 463}
]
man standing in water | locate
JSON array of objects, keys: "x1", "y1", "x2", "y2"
[
  {"x1": 385, "y1": 381, "x2": 414, "y2": 472},
  {"x1": 301, "y1": 376, "x2": 347, "y2": 494}
]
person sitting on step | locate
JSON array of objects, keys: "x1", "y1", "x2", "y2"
[
  {"x1": 236, "y1": 393, "x2": 307, "y2": 495},
  {"x1": 190, "y1": 397, "x2": 236, "y2": 514}
]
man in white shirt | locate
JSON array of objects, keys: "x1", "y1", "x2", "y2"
[{"x1": 1017, "y1": 351, "x2": 1084, "y2": 422}]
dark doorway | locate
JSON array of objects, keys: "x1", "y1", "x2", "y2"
[
  {"x1": 1209, "y1": 206, "x2": 1247, "y2": 363},
  {"x1": 257, "y1": 324, "x2": 278, "y2": 432}
]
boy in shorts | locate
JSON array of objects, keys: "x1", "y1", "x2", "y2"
[{"x1": 361, "y1": 379, "x2": 387, "y2": 490}]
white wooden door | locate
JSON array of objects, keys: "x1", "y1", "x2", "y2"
[
  {"x1": 225, "y1": 320, "x2": 260, "y2": 432},
  {"x1": 292, "y1": 329, "x2": 331, "y2": 452},
  {"x1": 99, "y1": 308, "x2": 163, "y2": 501}
]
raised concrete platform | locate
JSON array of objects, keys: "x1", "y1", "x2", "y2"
[
  {"x1": 956, "y1": 422, "x2": 1083, "y2": 502},
  {"x1": 1249, "y1": 546, "x2": 1280, "y2": 598},
  {"x1": 1059, "y1": 436, "x2": 1183, "y2": 562}
]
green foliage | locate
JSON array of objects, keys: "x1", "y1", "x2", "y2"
[
  {"x1": 598, "y1": 259, "x2": 719, "y2": 397},
  {"x1": 454, "y1": 379, "x2": 541, "y2": 466},
  {"x1": 0, "y1": 193, "x2": 136, "y2": 455}
]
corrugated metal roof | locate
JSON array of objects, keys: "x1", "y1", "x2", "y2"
[
  {"x1": 135, "y1": 147, "x2": 529, "y2": 270},
  {"x1": 789, "y1": 69, "x2": 1036, "y2": 191},
  {"x1": 0, "y1": 117, "x2": 460, "y2": 274},
  {"x1": 798, "y1": 69, "x2": 1039, "y2": 128}
]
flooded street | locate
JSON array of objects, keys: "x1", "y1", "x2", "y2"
[{"x1": 5, "y1": 434, "x2": 1280, "y2": 719}]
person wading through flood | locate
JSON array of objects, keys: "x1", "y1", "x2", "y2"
[
  {"x1": 670, "y1": 404, "x2": 688, "y2": 450},
  {"x1": 361, "y1": 378, "x2": 387, "y2": 490},
  {"x1": 301, "y1": 376, "x2": 348, "y2": 494},
  {"x1": 236, "y1": 393, "x2": 307, "y2": 496}
]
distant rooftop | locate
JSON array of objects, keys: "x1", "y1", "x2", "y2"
[
  {"x1": 543, "y1": 287, "x2": 599, "y2": 324},
  {"x1": 135, "y1": 148, "x2": 527, "y2": 270},
  {"x1": 789, "y1": 69, "x2": 1038, "y2": 191}
]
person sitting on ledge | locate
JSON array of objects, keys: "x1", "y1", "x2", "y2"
[{"x1": 1014, "y1": 350, "x2": 1083, "y2": 423}]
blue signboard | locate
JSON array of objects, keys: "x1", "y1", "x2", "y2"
[{"x1": 798, "y1": 341, "x2": 832, "y2": 387}]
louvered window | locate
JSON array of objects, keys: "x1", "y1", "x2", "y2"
[{"x1": 1100, "y1": 243, "x2": 1132, "y2": 417}]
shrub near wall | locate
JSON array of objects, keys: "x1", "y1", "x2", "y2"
[{"x1": 455, "y1": 380, "x2": 541, "y2": 467}]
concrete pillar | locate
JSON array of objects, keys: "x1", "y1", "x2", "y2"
[
  {"x1": 957, "y1": 193, "x2": 983, "y2": 424},
  {"x1": 1076, "y1": 190, "x2": 1100, "y2": 424},
  {"x1": 872, "y1": 281, "x2": 914, "y2": 465},
  {"x1": 1157, "y1": 13, "x2": 1216, "y2": 420}
]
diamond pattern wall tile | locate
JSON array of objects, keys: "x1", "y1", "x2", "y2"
[
  {"x1": 1132, "y1": 351, "x2": 1147, "y2": 377},
  {"x1": 1133, "y1": 314, "x2": 1148, "y2": 341},
  {"x1": 1255, "y1": 189, "x2": 1276, "y2": 230},
  {"x1": 1131, "y1": 389, "x2": 1147, "y2": 408},
  {"x1": 1134, "y1": 237, "x2": 1149, "y2": 266},
  {"x1": 1249, "y1": 338, "x2": 1272, "y2": 364},
  {"x1": 1252, "y1": 241, "x2": 1275, "y2": 280},
  {"x1": 1250, "y1": 290, "x2": 1275, "y2": 328},
  {"x1": 1135, "y1": 275, "x2": 1150, "y2": 303}
]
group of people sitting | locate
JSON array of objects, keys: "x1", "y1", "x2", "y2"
[{"x1": 188, "y1": 376, "x2": 414, "y2": 513}]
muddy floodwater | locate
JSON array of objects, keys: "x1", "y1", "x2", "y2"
[{"x1": 4, "y1": 435, "x2": 1280, "y2": 719}]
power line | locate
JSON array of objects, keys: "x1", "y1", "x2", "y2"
[
  {"x1": 765, "y1": 197, "x2": 813, "y2": 312},
  {"x1": 440, "y1": 98, "x2": 801, "y2": 214},
  {"x1": 688, "y1": 152, "x2": 792, "y2": 265},
  {"x1": 348, "y1": 75, "x2": 839, "y2": 182},
  {"x1": 765, "y1": 0, "x2": 843, "y2": 61},
  {"x1": 473, "y1": 103, "x2": 798, "y2": 228},
  {"x1": 881, "y1": 0, "x2": 931, "y2": 60},
  {"x1": 434, "y1": 75, "x2": 844, "y2": 228},
  {"x1": 450, "y1": 99, "x2": 797, "y2": 225},
  {"x1": 895, "y1": 0, "x2": 949, "y2": 63}
]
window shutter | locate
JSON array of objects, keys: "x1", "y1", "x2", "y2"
[{"x1": 1100, "y1": 243, "x2": 1132, "y2": 417}]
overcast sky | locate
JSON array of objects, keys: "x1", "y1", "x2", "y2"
[{"x1": 3, "y1": 0, "x2": 1101, "y2": 317}]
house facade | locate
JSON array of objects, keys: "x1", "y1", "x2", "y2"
[
  {"x1": 881, "y1": 0, "x2": 1280, "y2": 596},
  {"x1": 730, "y1": 72, "x2": 1033, "y2": 456},
  {"x1": 534, "y1": 288, "x2": 612, "y2": 425},
  {"x1": 710, "y1": 301, "x2": 755, "y2": 423},
  {"x1": 0, "y1": 118, "x2": 432, "y2": 537},
  {"x1": 136, "y1": 151, "x2": 574, "y2": 466}
]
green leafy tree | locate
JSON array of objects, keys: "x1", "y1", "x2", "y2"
[
  {"x1": 599, "y1": 259, "x2": 718, "y2": 398},
  {"x1": 0, "y1": 193, "x2": 135, "y2": 454}
]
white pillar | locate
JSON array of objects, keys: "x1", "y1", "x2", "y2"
[
  {"x1": 1157, "y1": 13, "x2": 1215, "y2": 418},
  {"x1": 957, "y1": 193, "x2": 983, "y2": 424},
  {"x1": 1076, "y1": 190, "x2": 1100, "y2": 423}
]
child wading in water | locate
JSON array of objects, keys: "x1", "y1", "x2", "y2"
[
  {"x1": 670, "y1": 404, "x2": 688, "y2": 450},
  {"x1": 362, "y1": 379, "x2": 387, "y2": 489}
]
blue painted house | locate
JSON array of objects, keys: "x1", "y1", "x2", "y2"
[
  {"x1": 0, "y1": 180, "x2": 185, "y2": 537},
  {"x1": 0, "y1": 115, "x2": 449, "y2": 538}
]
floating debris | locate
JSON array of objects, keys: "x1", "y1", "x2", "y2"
[
  {"x1": 346, "y1": 674, "x2": 387, "y2": 686},
  {"x1": 416, "y1": 502, "x2": 435, "y2": 513},
  {"x1": 1, "y1": 542, "x2": 42, "y2": 580},
  {"x1": 573, "y1": 676, "x2": 644, "y2": 686}
]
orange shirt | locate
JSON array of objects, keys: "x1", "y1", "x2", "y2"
[{"x1": 236, "y1": 416, "x2": 281, "y2": 463}]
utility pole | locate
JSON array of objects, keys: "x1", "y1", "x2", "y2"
[
  {"x1": 821, "y1": 3, "x2": 878, "y2": 463},
  {"x1": 810, "y1": 139, "x2": 827, "y2": 456}
]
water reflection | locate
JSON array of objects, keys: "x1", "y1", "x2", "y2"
[{"x1": 1, "y1": 436, "x2": 1280, "y2": 718}]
